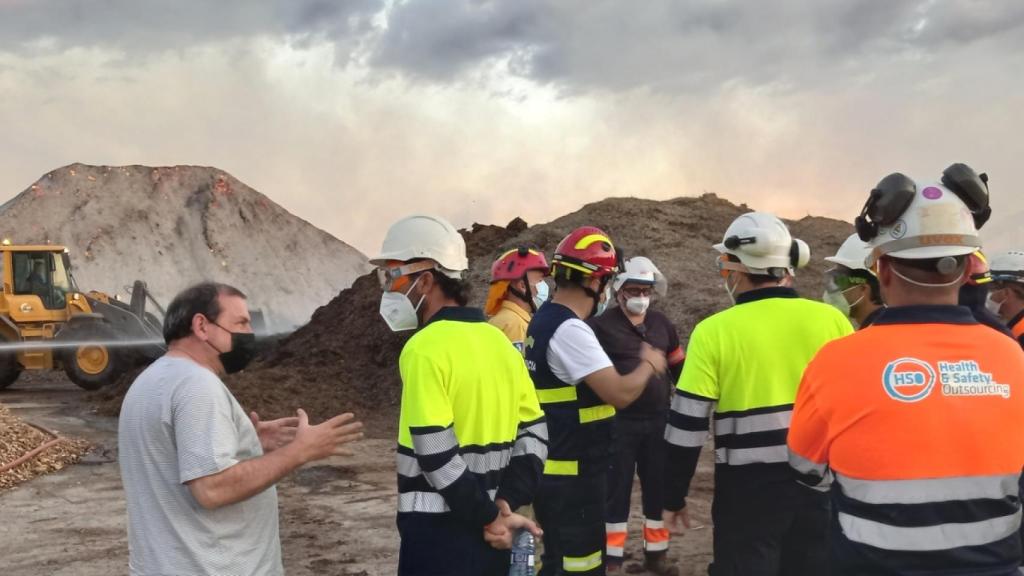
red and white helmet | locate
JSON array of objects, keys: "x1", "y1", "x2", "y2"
[
  {"x1": 551, "y1": 226, "x2": 619, "y2": 281},
  {"x1": 490, "y1": 247, "x2": 549, "y2": 283}
]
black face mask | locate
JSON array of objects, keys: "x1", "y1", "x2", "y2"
[{"x1": 207, "y1": 321, "x2": 258, "y2": 374}]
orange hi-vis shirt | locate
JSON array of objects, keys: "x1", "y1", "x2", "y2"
[{"x1": 789, "y1": 306, "x2": 1024, "y2": 575}]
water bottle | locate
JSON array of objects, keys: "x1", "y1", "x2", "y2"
[{"x1": 509, "y1": 528, "x2": 536, "y2": 576}]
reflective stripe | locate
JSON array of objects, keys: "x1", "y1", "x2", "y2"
[
  {"x1": 606, "y1": 528, "x2": 627, "y2": 550},
  {"x1": 644, "y1": 519, "x2": 665, "y2": 530},
  {"x1": 537, "y1": 387, "x2": 578, "y2": 404},
  {"x1": 398, "y1": 491, "x2": 450, "y2": 513},
  {"x1": 574, "y1": 233, "x2": 612, "y2": 251},
  {"x1": 715, "y1": 445, "x2": 788, "y2": 465},
  {"x1": 563, "y1": 550, "x2": 603, "y2": 572},
  {"x1": 671, "y1": 393, "x2": 713, "y2": 418},
  {"x1": 607, "y1": 546, "x2": 624, "y2": 558},
  {"x1": 838, "y1": 509, "x2": 1021, "y2": 552},
  {"x1": 644, "y1": 518, "x2": 670, "y2": 551},
  {"x1": 788, "y1": 450, "x2": 828, "y2": 478},
  {"x1": 423, "y1": 457, "x2": 467, "y2": 490},
  {"x1": 411, "y1": 428, "x2": 459, "y2": 456},
  {"x1": 396, "y1": 453, "x2": 421, "y2": 477},
  {"x1": 715, "y1": 410, "x2": 791, "y2": 435},
  {"x1": 606, "y1": 522, "x2": 628, "y2": 533},
  {"x1": 579, "y1": 404, "x2": 615, "y2": 423},
  {"x1": 544, "y1": 459, "x2": 578, "y2": 476},
  {"x1": 512, "y1": 436, "x2": 548, "y2": 461},
  {"x1": 463, "y1": 449, "x2": 511, "y2": 475},
  {"x1": 835, "y1": 473, "x2": 1020, "y2": 505},
  {"x1": 645, "y1": 540, "x2": 669, "y2": 552},
  {"x1": 521, "y1": 420, "x2": 550, "y2": 441},
  {"x1": 665, "y1": 425, "x2": 708, "y2": 448}
]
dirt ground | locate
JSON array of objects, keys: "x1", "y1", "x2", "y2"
[{"x1": 1, "y1": 374, "x2": 715, "y2": 576}]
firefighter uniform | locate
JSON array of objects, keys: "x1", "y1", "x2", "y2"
[
  {"x1": 528, "y1": 302, "x2": 617, "y2": 575},
  {"x1": 489, "y1": 299, "x2": 532, "y2": 354},
  {"x1": 664, "y1": 286, "x2": 852, "y2": 576},
  {"x1": 789, "y1": 306, "x2": 1024, "y2": 575},
  {"x1": 396, "y1": 307, "x2": 548, "y2": 576}
]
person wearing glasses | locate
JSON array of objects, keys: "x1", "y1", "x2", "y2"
[
  {"x1": 790, "y1": 165, "x2": 1024, "y2": 575},
  {"x1": 822, "y1": 234, "x2": 885, "y2": 329},
  {"x1": 588, "y1": 257, "x2": 685, "y2": 575},
  {"x1": 662, "y1": 212, "x2": 852, "y2": 576},
  {"x1": 372, "y1": 214, "x2": 547, "y2": 576}
]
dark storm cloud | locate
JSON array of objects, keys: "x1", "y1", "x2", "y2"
[
  {"x1": 368, "y1": 0, "x2": 1024, "y2": 92},
  {"x1": 0, "y1": 0, "x2": 382, "y2": 52}
]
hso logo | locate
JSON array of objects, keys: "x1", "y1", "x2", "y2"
[{"x1": 882, "y1": 358, "x2": 936, "y2": 402}]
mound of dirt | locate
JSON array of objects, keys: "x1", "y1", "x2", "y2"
[
  {"x1": 0, "y1": 163, "x2": 369, "y2": 331},
  {"x1": 222, "y1": 194, "x2": 850, "y2": 436},
  {"x1": 0, "y1": 402, "x2": 90, "y2": 490},
  {"x1": 221, "y1": 218, "x2": 524, "y2": 433}
]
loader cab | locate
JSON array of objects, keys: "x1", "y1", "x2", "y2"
[{"x1": 1, "y1": 244, "x2": 78, "y2": 321}]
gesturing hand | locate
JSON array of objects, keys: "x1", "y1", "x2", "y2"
[
  {"x1": 250, "y1": 412, "x2": 299, "y2": 453},
  {"x1": 291, "y1": 409, "x2": 364, "y2": 464},
  {"x1": 663, "y1": 507, "x2": 692, "y2": 534}
]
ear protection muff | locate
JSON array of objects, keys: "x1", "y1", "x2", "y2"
[
  {"x1": 724, "y1": 235, "x2": 756, "y2": 250},
  {"x1": 941, "y1": 163, "x2": 992, "y2": 230},
  {"x1": 790, "y1": 238, "x2": 810, "y2": 269}
]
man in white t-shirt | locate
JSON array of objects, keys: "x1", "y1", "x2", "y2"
[
  {"x1": 525, "y1": 227, "x2": 667, "y2": 576},
  {"x1": 119, "y1": 282, "x2": 364, "y2": 576}
]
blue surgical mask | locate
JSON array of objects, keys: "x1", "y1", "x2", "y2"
[{"x1": 532, "y1": 281, "x2": 549, "y2": 311}]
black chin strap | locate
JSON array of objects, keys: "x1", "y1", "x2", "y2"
[
  {"x1": 508, "y1": 273, "x2": 536, "y2": 313},
  {"x1": 583, "y1": 277, "x2": 608, "y2": 316}
]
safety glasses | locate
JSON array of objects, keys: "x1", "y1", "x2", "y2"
[
  {"x1": 717, "y1": 254, "x2": 747, "y2": 278},
  {"x1": 377, "y1": 261, "x2": 436, "y2": 291},
  {"x1": 825, "y1": 270, "x2": 867, "y2": 292},
  {"x1": 620, "y1": 286, "x2": 654, "y2": 298}
]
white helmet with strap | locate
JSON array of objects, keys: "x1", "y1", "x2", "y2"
[
  {"x1": 613, "y1": 256, "x2": 668, "y2": 296},
  {"x1": 714, "y1": 212, "x2": 810, "y2": 276},
  {"x1": 826, "y1": 234, "x2": 874, "y2": 273},
  {"x1": 370, "y1": 214, "x2": 468, "y2": 278},
  {"x1": 862, "y1": 180, "x2": 981, "y2": 269},
  {"x1": 990, "y1": 250, "x2": 1024, "y2": 285}
]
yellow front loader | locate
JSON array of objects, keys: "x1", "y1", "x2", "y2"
[{"x1": 0, "y1": 243, "x2": 165, "y2": 390}]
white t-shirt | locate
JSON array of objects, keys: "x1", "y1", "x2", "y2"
[
  {"x1": 547, "y1": 318, "x2": 614, "y2": 384},
  {"x1": 118, "y1": 356, "x2": 283, "y2": 576}
]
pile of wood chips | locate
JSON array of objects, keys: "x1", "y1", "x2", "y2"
[{"x1": 0, "y1": 402, "x2": 91, "y2": 490}]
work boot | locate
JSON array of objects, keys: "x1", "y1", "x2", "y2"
[
  {"x1": 606, "y1": 560, "x2": 624, "y2": 574},
  {"x1": 643, "y1": 551, "x2": 680, "y2": 576}
]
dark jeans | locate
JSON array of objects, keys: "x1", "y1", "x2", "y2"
[
  {"x1": 708, "y1": 479, "x2": 830, "y2": 576},
  {"x1": 606, "y1": 415, "x2": 668, "y2": 562},
  {"x1": 397, "y1": 513, "x2": 510, "y2": 576}
]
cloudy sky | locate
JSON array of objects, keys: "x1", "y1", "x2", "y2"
[{"x1": 1, "y1": 0, "x2": 1021, "y2": 254}]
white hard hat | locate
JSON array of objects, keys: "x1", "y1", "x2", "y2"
[
  {"x1": 613, "y1": 256, "x2": 668, "y2": 296},
  {"x1": 990, "y1": 250, "x2": 1024, "y2": 284},
  {"x1": 825, "y1": 234, "x2": 874, "y2": 273},
  {"x1": 370, "y1": 214, "x2": 468, "y2": 277},
  {"x1": 714, "y1": 212, "x2": 810, "y2": 274},
  {"x1": 864, "y1": 181, "x2": 981, "y2": 268}
]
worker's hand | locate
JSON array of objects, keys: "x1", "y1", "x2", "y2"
[
  {"x1": 249, "y1": 411, "x2": 299, "y2": 453},
  {"x1": 663, "y1": 507, "x2": 692, "y2": 534},
  {"x1": 641, "y1": 343, "x2": 668, "y2": 375},
  {"x1": 495, "y1": 498, "x2": 514, "y2": 517},
  {"x1": 484, "y1": 512, "x2": 543, "y2": 550},
  {"x1": 290, "y1": 409, "x2": 364, "y2": 464}
]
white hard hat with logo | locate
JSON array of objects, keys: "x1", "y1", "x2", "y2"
[
  {"x1": 714, "y1": 212, "x2": 810, "y2": 275},
  {"x1": 825, "y1": 234, "x2": 874, "y2": 273},
  {"x1": 613, "y1": 256, "x2": 668, "y2": 296},
  {"x1": 370, "y1": 214, "x2": 468, "y2": 278},
  {"x1": 990, "y1": 250, "x2": 1024, "y2": 284},
  {"x1": 861, "y1": 180, "x2": 981, "y2": 269}
]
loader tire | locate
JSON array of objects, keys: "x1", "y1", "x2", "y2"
[
  {"x1": 59, "y1": 323, "x2": 124, "y2": 391},
  {"x1": 0, "y1": 335, "x2": 21, "y2": 391}
]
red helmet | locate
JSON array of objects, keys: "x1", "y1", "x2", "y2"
[
  {"x1": 491, "y1": 247, "x2": 549, "y2": 282},
  {"x1": 552, "y1": 226, "x2": 619, "y2": 280}
]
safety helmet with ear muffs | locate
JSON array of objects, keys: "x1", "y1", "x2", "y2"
[
  {"x1": 715, "y1": 212, "x2": 810, "y2": 277},
  {"x1": 941, "y1": 163, "x2": 991, "y2": 230},
  {"x1": 859, "y1": 173, "x2": 981, "y2": 270}
]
